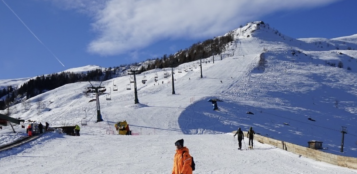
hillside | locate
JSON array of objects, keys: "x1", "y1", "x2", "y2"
[{"x1": 1, "y1": 21, "x2": 357, "y2": 172}]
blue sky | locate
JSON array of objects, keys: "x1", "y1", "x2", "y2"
[{"x1": 0, "y1": 0, "x2": 356, "y2": 80}]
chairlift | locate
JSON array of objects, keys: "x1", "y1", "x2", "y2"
[
  {"x1": 130, "y1": 76, "x2": 134, "y2": 83},
  {"x1": 178, "y1": 69, "x2": 182, "y2": 73},
  {"x1": 126, "y1": 84, "x2": 131, "y2": 90},
  {"x1": 163, "y1": 72, "x2": 170, "y2": 78},
  {"x1": 142, "y1": 76, "x2": 147, "y2": 84},
  {"x1": 106, "y1": 87, "x2": 112, "y2": 100},
  {"x1": 81, "y1": 119, "x2": 88, "y2": 126},
  {"x1": 155, "y1": 73, "x2": 158, "y2": 78},
  {"x1": 113, "y1": 80, "x2": 118, "y2": 91}
]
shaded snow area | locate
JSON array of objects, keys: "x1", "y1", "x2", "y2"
[
  {"x1": 1, "y1": 21, "x2": 357, "y2": 173},
  {"x1": 0, "y1": 132, "x2": 356, "y2": 174}
]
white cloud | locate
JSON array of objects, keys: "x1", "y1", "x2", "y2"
[{"x1": 50, "y1": 0, "x2": 340, "y2": 56}]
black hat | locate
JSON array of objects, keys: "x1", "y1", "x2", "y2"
[{"x1": 175, "y1": 139, "x2": 184, "y2": 147}]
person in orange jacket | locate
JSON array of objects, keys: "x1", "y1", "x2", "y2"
[
  {"x1": 27, "y1": 124, "x2": 33, "y2": 137},
  {"x1": 172, "y1": 139, "x2": 192, "y2": 174}
]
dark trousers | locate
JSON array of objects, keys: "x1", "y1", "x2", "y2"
[
  {"x1": 249, "y1": 138, "x2": 253, "y2": 147},
  {"x1": 238, "y1": 138, "x2": 243, "y2": 149},
  {"x1": 75, "y1": 130, "x2": 80, "y2": 136}
]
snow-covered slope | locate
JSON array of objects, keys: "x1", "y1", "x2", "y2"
[
  {"x1": 1, "y1": 133, "x2": 356, "y2": 174},
  {"x1": 0, "y1": 77, "x2": 29, "y2": 90},
  {"x1": 1, "y1": 21, "x2": 357, "y2": 173},
  {"x1": 62, "y1": 65, "x2": 102, "y2": 73}
]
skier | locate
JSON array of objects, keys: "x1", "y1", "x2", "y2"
[
  {"x1": 126, "y1": 124, "x2": 131, "y2": 135},
  {"x1": 45, "y1": 122, "x2": 49, "y2": 131},
  {"x1": 27, "y1": 124, "x2": 33, "y2": 137},
  {"x1": 234, "y1": 128, "x2": 244, "y2": 149},
  {"x1": 247, "y1": 127, "x2": 255, "y2": 148},
  {"x1": 74, "y1": 124, "x2": 80, "y2": 136},
  {"x1": 172, "y1": 139, "x2": 192, "y2": 174},
  {"x1": 38, "y1": 122, "x2": 43, "y2": 134}
]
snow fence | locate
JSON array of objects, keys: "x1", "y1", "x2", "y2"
[{"x1": 234, "y1": 131, "x2": 357, "y2": 170}]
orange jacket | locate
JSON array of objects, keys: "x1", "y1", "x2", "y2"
[{"x1": 172, "y1": 147, "x2": 192, "y2": 174}]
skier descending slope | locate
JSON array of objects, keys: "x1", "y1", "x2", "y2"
[
  {"x1": 247, "y1": 127, "x2": 255, "y2": 149},
  {"x1": 172, "y1": 139, "x2": 193, "y2": 174},
  {"x1": 234, "y1": 128, "x2": 244, "y2": 150}
]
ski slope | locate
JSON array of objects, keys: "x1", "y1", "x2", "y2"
[
  {"x1": 0, "y1": 132, "x2": 356, "y2": 174},
  {"x1": 1, "y1": 21, "x2": 357, "y2": 173}
]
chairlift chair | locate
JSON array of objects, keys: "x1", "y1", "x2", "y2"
[
  {"x1": 126, "y1": 84, "x2": 131, "y2": 90},
  {"x1": 113, "y1": 85, "x2": 118, "y2": 91},
  {"x1": 106, "y1": 87, "x2": 112, "y2": 100},
  {"x1": 81, "y1": 119, "x2": 88, "y2": 126},
  {"x1": 142, "y1": 76, "x2": 147, "y2": 84},
  {"x1": 130, "y1": 76, "x2": 135, "y2": 83},
  {"x1": 163, "y1": 72, "x2": 170, "y2": 78}
]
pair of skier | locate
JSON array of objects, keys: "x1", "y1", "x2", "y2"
[{"x1": 234, "y1": 127, "x2": 255, "y2": 149}]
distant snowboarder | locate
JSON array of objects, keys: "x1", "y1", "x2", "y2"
[
  {"x1": 208, "y1": 99, "x2": 222, "y2": 110},
  {"x1": 234, "y1": 128, "x2": 244, "y2": 149},
  {"x1": 247, "y1": 127, "x2": 255, "y2": 148}
]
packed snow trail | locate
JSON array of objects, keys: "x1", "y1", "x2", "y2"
[{"x1": 0, "y1": 133, "x2": 356, "y2": 174}]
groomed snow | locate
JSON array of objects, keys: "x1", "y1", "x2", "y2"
[{"x1": 0, "y1": 132, "x2": 356, "y2": 174}]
